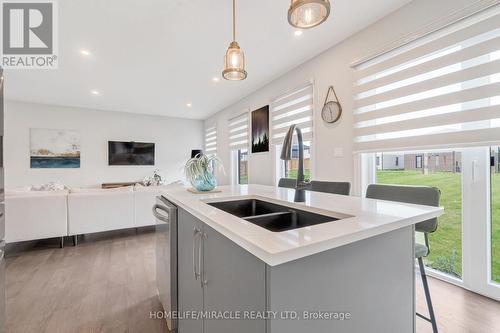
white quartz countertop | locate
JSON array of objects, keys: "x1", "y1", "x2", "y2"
[{"x1": 161, "y1": 184, "x2": 443, "y2": 266}]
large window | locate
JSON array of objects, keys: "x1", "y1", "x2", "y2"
[
  {"x1": 356, "y1": 4, "x2": 500, "y2": 300},
  {"x1": 352, "y1": 9, "x2": 500, "y2": 153},
  {"x1": 377, "y1": 150, "x2": 463, "y2": 278}
]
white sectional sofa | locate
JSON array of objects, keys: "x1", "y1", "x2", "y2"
[
  {"x1": 5, "y1": 184, "x2": 170, "y2": 245},
  {"x1": 133, "y1": 185, "x2": 163, "y2": 227},
  {"x1": 5, "y1": 190, "x2": 68, "y2": 244},
  {"x1": 67, "y1": 186, "x2": 136, "y2": 236}
]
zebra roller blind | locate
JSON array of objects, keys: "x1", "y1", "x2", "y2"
[
  {"x1": 228, "y1": 112, "x2": 249, "y2": 150},
  {"x1": 205, "y1": 124, "x2": 217, "y2": 155},
  {"x1": 271, "y1": 82, "x2": 314, "y2": 144},
  {"x1": 352, "y1": 5, "x2": 500, "y2": 153}
]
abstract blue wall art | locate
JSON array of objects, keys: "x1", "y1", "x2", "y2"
[{"x1": 30, "y1": 128, "x2": 81, "y2": 168}]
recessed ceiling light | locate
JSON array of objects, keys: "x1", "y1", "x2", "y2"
[
  {"x1": 80, "y1": 49, "x2": 91, "y2": 56},
  {"x1": 90, "y1": 90, "x2": 100, "y2": 96},
  {"x1": 294, "y1": 30, "x2": 303, "y2": 37},
  {"x1": 212, "y1": 77, "x2": 220, "y2": 82},
  {"x1": 186, "y1": 102, "x2": 192, "y2": 107}
]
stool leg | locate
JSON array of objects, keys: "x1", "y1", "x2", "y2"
[
  {"x1": 418, "y1": 257, "x2": 438, "y2": 333},
  {"x1": 60, "y1": 237, "x2": 64, "y2": 249},
  {"x1": 73, "y1": 235, "x2": 78, "y2": 246}
]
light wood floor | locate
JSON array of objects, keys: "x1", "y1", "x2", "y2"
[
  {"x1": 5, "y1": 230, "x2": 168, "y2": 333},
  {"x1": 416, "y1": 274, "x2": 500, "y2": 333},
  {"x1": 5, "y1": 230, "x2": 500, "y2": 333}
]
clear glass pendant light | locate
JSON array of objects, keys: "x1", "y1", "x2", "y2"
[
  {"x1": 288, "y1": 0, "x2": 331, "y2": 29},
  {"x1": 222, "y1": 0, "x2": 247, "y2": 81}
]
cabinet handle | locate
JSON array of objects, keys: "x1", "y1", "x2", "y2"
[
  {"x1": 201, "y1": 232, "x2": 207, "y2": 288},
  {"x1": 193, "y1": 227, "x2": 201, "y2": 280}
]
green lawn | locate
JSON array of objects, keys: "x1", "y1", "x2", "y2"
[
  {"x1": 286, "y1": 169, "x2": 311, "y2": 181},
  {"x1": 377, "y1": 170, "x2": 500, "y2": 281},
  {"x1": 239, "y1": 175, "x2": 248, "y2": 184}
]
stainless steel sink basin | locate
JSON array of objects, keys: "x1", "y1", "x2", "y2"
[{"x1": 207, "y1": 199, "x2": 338, "y2": 232}]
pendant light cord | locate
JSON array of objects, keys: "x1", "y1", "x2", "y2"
[{"x1": 232, "y1": 0, "x2": 236, "y2": 42}]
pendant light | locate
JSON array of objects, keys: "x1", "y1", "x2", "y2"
[
  {"x1": 222, "y1": 0, "x2": 247, "y2": 81},
  {"x1": 288, "y1": 0, "x2": 331, "y2": 29}
]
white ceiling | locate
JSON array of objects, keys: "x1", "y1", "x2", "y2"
[{"x1": 4, "y1": 0, "x2": 411, "y2": 120}]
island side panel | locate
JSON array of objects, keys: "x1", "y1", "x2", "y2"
[{"x1": 266, "y1": 226, "x2": 415, "y2": 333}]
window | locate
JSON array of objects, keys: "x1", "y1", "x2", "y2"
[
  {"x1": 352, "y1": 8, "x2": 500, "y2": 153},
  {"x1": 237, "y1": 149, "x2": 248, "y2": 184},
  {"x1": 204, "y1": 124, "x2": 217, "y2": 155},
  {"x1": 228, "y1": 112, "x2": 249, "y2": 151},
  {"x1": 271, "y1": 82, "x2": 314, "y2": 182},
  {"x1": 416, "y1": 155, "x2": 423, "y2": 168},
  {"x1": 395, "y1": 156, "x2": 399, "y2": 166},
  {"x1": 357, "y1": 5, "x2": 500, "y2": 299},
  {"x1": 228, "y1": 112, "x2": 249, "y2": 184}
]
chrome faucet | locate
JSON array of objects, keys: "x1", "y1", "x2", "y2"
[{"x1": 280, "y1": 125, "x2": 309, "y2": 201}]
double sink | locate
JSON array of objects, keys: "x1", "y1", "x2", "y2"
[{"x1": 207, "y1": 198, "x2": 339, "y2": 232}]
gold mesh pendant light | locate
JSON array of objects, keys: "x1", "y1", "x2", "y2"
[
  {"x1": 288, "y1": 0, "x2": 331, "y2": 29},
  {"x1": 222, "y1": 0, "x2": 247, "y2": 81}
]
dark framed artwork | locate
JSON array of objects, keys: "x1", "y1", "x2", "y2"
[{"x1": 251, "y1": 105, "x2": 270, "y2": 154}]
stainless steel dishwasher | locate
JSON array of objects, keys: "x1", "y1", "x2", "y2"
[{"x1": 153, "y1": 196, "x2": 178, "y2": 332}]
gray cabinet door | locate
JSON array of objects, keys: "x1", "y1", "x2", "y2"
[
  {"x1": 177, "y1": 209, "x2": 204, "y2": 333},
  {"x1": 202, "y1": 224, "x2": 267, "y2": 333}
]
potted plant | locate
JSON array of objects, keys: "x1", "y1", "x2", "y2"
[{"x1": 184, "y1": 154, "x2": 224, "y2": 192}]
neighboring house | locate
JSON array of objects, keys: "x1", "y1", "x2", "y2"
[
  {"x1": 377, "y1": 151, "x2": 469, "y2": 173},
  {"x1": 405, "y1": 152, "x2": 462, "y2": 172},
  {"x1": 376, "y1": 153, "x2": 404, "y2": 170}
]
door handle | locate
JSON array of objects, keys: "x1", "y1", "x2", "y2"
[
  {"x1": 152, "y1": 204, "x2": 170, "y2": 223},
  {"x1": 193, "y1": 227, "x2": 201, "y2": 281},
  {"x1": 200, "y1": 232, "x2": 207, "y2": 288}
]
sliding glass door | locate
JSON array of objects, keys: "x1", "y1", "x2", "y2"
[{"x1": 354, "y1": 3, "x2": 500, "y2": 301}]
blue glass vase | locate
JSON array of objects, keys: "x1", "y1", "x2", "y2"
[{"x1": 191, "y1": 171, "x2": 217, "y2": 192}]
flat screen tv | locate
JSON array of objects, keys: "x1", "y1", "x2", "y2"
[{"x1": 108, "y1": 141, "x2": 155, "y2": 166}]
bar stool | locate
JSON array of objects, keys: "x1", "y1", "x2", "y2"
[
  {"x1": 366, "y1": 184, "x2": 441, "y2": 333},
  {"x1": 278, "y1": 178, "x2": 302, "y2": 189},
  {"x1": 310, "y1": 181, "x2": 351, "y2": 195}
]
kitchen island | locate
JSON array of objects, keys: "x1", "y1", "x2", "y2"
[{"x1": 160, "y1": 184, "x2": 443, "y2": 333}]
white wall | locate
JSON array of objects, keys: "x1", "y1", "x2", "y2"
[
  {"x1": 5, "y1": 101, "x2": 203, "y2": 188},
  {"x1": 205, "y1": 0, "x2": 473, "y2": 191}
]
